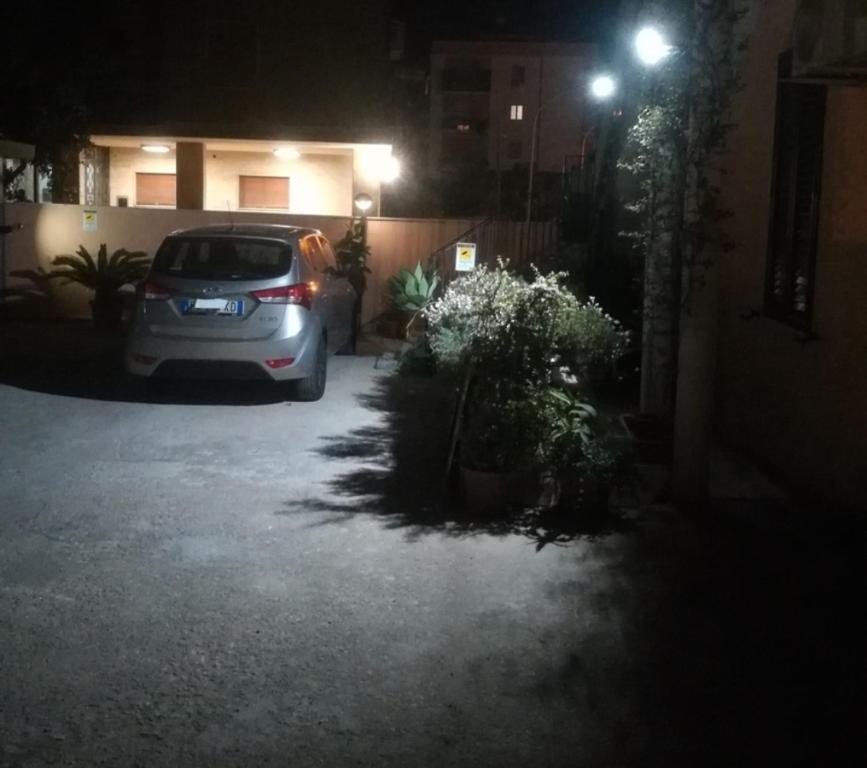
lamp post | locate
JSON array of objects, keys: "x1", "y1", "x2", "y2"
[
  {"x1": 354, "y1": 192, "x2": 373, "y2": 248},
  {"x1": 526, "y1": 74, "x2": 618, "y2": 235}
]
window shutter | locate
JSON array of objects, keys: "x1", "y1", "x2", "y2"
[
  {"x1": 136, "y1": 173, "x2": 176, "y2": 207},
  {"x1": 239, "y1": 176, "x2": 289, "y2": 209}
]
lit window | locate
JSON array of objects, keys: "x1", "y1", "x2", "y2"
[
  {"x1": 456, "y1": 123, "x2": 471, "y2": 132},
  {"x1": 509, "y1": 104, "x2": 524, "y2": 121}
]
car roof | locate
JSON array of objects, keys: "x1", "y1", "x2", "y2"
[{"x1": 167, "y1": 224, "x2": 320, "y2": 242}]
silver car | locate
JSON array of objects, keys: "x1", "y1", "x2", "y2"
[{"x1": 125, "y1": 224, "x2": 356, "y2": 401}]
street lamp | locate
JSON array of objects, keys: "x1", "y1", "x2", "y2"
[
  {"x1": 354, "y1": 192, "x2": 373, "y2": 248},
  {"x1": 354, "y1": 193, "x2": 373, "y2": 214},
  {"x1": 635, "y1": 26, "x2": 672, "y2": 67},
  {"x1": 590, "y1": 75, "x2": 617, "y2": 101}
]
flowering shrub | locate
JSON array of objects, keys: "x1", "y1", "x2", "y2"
[
  {"x1": 425, "y1": 261, "x2": 628, "y2": 382},
  {"x1": 427, "y1": 261, "x2": 630, "y2": 496}
]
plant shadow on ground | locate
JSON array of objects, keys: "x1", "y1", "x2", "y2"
[
  {"x1": 0, "y1": 321, "x2": 294, "y2": 406},
  {"x1": 280, "y1": 370, "x2": 867, "y2": 764},
  {"x1": 278, "y1": 369, "x2": 636, "y2": 548}
]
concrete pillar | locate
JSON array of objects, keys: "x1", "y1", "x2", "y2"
[{"x1": 176, "y1": 142, "x2": 205, "y2": 210}]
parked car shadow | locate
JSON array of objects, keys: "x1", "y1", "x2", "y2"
[
  {"x1": 278, "y1": 370, "x2": 635, "y2": 548},
  {"x1": 0, "y1": 321, "x2": 292, "y2": 406}
]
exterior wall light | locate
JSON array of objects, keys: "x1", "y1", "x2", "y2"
[
  {"x1": 141, "y1": 144, "x2": 171, "y2": 154},
  {"x1": 273, "y1": 147, "x2": 300, "y2": 160},
  {"x1": 590, "y1": 75, "x2": 617, "y2": 100},
  {"x1": 635, "y1": 26, "x2": 672, "y2": 67},
  {"x1": 354, "y1": 193, "x2": 373, "y2": 213},
  {"x1": 379, "y1": 156, "x2": 400, "y2": 183}
]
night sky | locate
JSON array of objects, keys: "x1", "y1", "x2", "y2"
[{"x1": 394, "y1": 0, "x2": 619, "y2": 59}]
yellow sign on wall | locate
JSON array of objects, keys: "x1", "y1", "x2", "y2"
[
  {"x1": 82, "y1": 210, "x2": 98, "y2": 232},
  {"x1": 455, "y1": 242, "x2": 476, "y2": 272}
]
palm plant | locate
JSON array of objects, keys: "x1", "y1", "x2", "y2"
[{"x1": 50, "y1": 244, "x2": 150, "y2": 329}]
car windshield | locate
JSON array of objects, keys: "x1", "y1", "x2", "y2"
[{"x1": 151, "y1": 237, "x2": 292, "y2": 280}]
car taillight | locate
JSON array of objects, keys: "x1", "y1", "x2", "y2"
[
  {"x1": 142, "y1": 281, "x2": 176, "y2": 300},
  {"x1": 251, "y1": 282, "x2": 317, "y2": 309}
]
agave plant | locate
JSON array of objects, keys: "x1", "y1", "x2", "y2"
[
  {"x1": 50, "y1": 244, "x2": 150, "y2": 329},
  {"x1": 388, "y1": 262, "x2": 440, "y2": 314}
]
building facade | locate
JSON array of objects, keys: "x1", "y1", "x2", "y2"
[
  {"x1": 78, "y1": 135, "x2": 396, "y2": 217},
  {"x1": 715, "y1": 0, "x2": 867, "y2": 509},
  {"x1": 429, "y1": 41, "x2": 596, "y2": 179}
]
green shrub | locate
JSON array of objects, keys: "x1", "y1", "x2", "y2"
[{"x1": 425, "y1": 261, "x2": 628, "y2": 381}]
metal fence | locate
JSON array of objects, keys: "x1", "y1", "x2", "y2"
[{"x1": 428, "y1": 218, "x2": 559, "y2": 283}]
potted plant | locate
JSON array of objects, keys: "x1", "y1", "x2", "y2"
[
  {"x1": 426, "y1": 261, "x2": 629, "y2": 514},
  {"x1": 328, "y1": 221, "x2": 371, "y2": 349},
  {"x1": 49, "y1": 244, "x2": 149, "y2": 330},
  {"x1": 382, "y1": 261, "x2": 439, "y2": 339}
]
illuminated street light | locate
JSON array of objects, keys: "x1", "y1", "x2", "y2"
[
  {"x1": 635, "y1": 26, "x2": 672, "y2": 66},
  {"x1": 354, "y1": 193, "x2": 373, "y2": 213},
  {"x1": 379, "y1": 155, "x2": 400, "y2": 183},
  {"x1": 590, "y1": 74, "x2": 617, "y2": 100}
]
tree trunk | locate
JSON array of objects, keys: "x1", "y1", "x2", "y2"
[{"x1": 672, "y1": 260, "x2": 719, "y2": 507}]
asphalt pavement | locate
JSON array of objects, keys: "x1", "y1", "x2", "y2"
[{"x1": 1, "y1": 326, "x2": 865, "y2": 767}]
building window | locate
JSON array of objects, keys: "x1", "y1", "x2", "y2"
[
  {"x1": 511, "y1": 65, "x2": 526, "y2": 88},
  {"x1": 136, "y1": 173, "x2": 176, "y2": 207},
  {"x1": 456, "y1": 123, "x2": 471, "y2": 132},
  {"x1": 239, "y1": 176, "x2": 289, "y2": 210},
  {"x1": 765, "y1": 52, "x2": 826, "y2": 329},
  {"x1": 510, "y1": 104, "x2": 524, "y2": 121},
  {"x1": 507, "y1": 140, "x2": 522, "y2": 160}
]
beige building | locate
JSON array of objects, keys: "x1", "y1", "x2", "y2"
[
  {"x1": 79, "y1": 135, "x2": 398, "y2": 217},
  {"x1": 429, "y1": 40, "x2": 596, "y2": 176},
  {"x1": 715, "y1": 0, "x2": 867, "y2": 509}
]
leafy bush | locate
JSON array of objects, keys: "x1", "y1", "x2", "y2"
[
  {"x1": 329, "y1": 221, "x2": 371, "y2": 296},
  {"x1": 430, "y1": 261, "x2": 630, "y2": 500},
  {"x1": 425, "y1": 260, "x2": 628, "y2": 382},
  {"x1": 557, "y1": 297, "x2": 630, "y2": 381}
]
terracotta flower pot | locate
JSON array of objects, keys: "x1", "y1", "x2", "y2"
[
  {"x1": 459, "y1": 467, "x2": 561, "y2": 513},
  {"x1": 90, "y1": 293, "x2": 124, "y2": 331},
  {"x1": 459, "y1": 467, "x2": 511, "y2": 513}
]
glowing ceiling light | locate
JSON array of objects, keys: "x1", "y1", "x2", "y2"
[
  {"x1": 273, "y1": 147, "x2": 300, "y2": 160},
  {"x1": 141, "y1": 144, "x2": 170, "y2": 154}
]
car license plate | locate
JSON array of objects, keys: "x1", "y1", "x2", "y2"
[{"x1": 180, "y1": 298, "x2": 244, "y2": 316}]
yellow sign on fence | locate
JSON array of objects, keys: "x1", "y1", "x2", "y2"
[{"x1": 455, "y1": 242, "x2": 476, "y2": 272}]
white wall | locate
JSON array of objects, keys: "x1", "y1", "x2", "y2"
[
  {"x1": 105, "y1": 147, "x2": 354, "y2": 216},
  {"x1": 108, "y1": 147, "x2": 177, "y2": 207},
  {"x1": 3, "y1": 205, "x2": 485, "y2": 324},
  {"x1": 205, "y1": 150, "x2": 353, "y2": 216}
]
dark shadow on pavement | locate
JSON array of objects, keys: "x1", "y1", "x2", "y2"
[
  {"x1": 281, "y1": 369, "x2": 867, "y2": 765},
  {"x1": 0, "y1": 320, "x2": 292, "y2": 406},
  {"x1": 278, "y1": 370, "x2": 636, "y2": 548}
]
